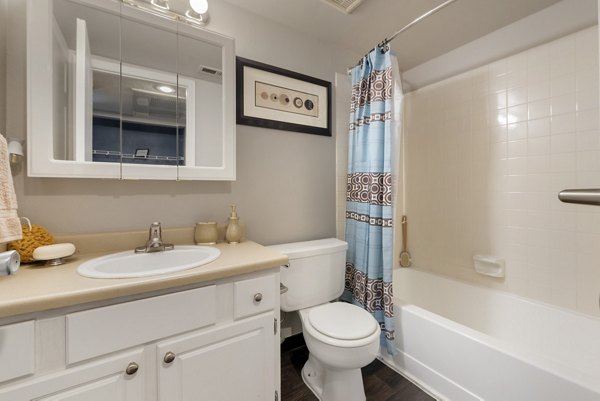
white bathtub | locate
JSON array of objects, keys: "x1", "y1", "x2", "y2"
[{"x1": 380, "y1": 268, "x2": 600, "y2": 401}]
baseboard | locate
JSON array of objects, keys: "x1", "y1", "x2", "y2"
[
  {"x1": 378, "y1": 348, "x2": 481, "y2": 401},
  {"x1": 377, "y1": 353, "x2": 443, "y2": 400}
]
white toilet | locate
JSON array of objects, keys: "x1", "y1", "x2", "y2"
[{"x1": 269, "y1": 238, "x2": 380, "y2": 401}]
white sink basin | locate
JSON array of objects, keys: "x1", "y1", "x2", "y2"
[{"x1": 77, "y1": 246, "x2": 221, "y2": 279}]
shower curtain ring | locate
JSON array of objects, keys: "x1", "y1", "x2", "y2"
[{"x1": 378, "y1": 39, "x2": 390, "y2": 53}]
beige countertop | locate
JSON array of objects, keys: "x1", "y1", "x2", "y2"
[{"x1": 0, "y1": 240, "x2": 287, "y2": 319}]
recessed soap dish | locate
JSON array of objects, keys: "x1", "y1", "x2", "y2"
[
  {"x1": 473, "y1": 255, "x2": 505, "y2": 278},
  {"x1": 33, "y1": 243, "x2": 76, "y2": 266}
]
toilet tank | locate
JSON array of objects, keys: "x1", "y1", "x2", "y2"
[{"x1": 268, "y1": 238, "x2": 348, "y2": 312}]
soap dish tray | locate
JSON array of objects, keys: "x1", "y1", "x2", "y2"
[
  {"x1": 473, "y1": 255, "x2": 505, "y2": 278},
  {"x1": 33, "y1": 243, "x2": 77, "y2": 266}
]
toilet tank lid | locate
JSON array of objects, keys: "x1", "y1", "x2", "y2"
[{"x1": 267, "y1": 238, "x2": 347, "y2": 260}]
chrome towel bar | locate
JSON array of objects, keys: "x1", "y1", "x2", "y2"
[{"x1": 558, "y1": 189, "x2": 600, "y2": 205}]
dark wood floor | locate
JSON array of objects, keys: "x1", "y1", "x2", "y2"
[{"x1": 281, "y1": 335, "x2": 436, "y2": 401}]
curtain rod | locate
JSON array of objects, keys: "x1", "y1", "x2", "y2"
[{"x1": 348, "y1": 0, "x2": 458, "y2": 73}]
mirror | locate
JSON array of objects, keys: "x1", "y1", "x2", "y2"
[
  {"x1": 27, "y1": 0, "x2": 235, "y2": 180},
  {"x1": 119, "y1": 6, "x2": 180, "y2": 179}
]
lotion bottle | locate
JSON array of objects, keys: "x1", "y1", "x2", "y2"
[{"x1": 225, "y1": 205, "x2": 242, "y2": 244}]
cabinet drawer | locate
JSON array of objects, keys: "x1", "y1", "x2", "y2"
[
  {"x1": 67, "y1": 286, "x2": 216, "y2": 364},
  {"x1": 0, "y1": 320, "x2": 34, "y2": 383},
  {"x1": 233, "y1": 275, "x2": 275, "y2": 320},
  {"x1": 0, "y1": 348, "x2": 145, "y2": 401}
]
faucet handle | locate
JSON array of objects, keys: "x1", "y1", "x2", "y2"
[
  {"x1": 149, "y1": 222, "x2": 162, "y2": 239},
  {"x1": 135, "y1": 222, "x2": 174, "y2": 253}
]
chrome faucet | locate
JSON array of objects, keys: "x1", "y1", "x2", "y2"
[{"x1": 135, "y1": 222, "x2": 174, "y2": 253}]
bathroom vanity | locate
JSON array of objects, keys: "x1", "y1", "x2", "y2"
[{"x1": 0, "y1": 241, "x2": 286, "y2": 401}]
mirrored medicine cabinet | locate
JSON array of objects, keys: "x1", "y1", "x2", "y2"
[{"x1": 27, "y1": 0, "x2": 235, "y2": 180}]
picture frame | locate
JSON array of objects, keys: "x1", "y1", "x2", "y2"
[{"x1": 236, "y1": 57, "x2": 332, "y2": 137}]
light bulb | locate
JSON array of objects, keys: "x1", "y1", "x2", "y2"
[
  {"x1": 155, "y1": 85, "x2": 176, "y2": 94},
  {"x1": 189, "y1": 0, "x2": 208, "y2": 14}
]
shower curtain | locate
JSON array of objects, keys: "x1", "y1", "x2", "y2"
[{"x1": 343, "y1": 47, "x2": 402, "y2": 355}]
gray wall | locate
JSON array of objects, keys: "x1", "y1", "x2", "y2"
[{"x1": 3, "y1": 0, "x2": 359, "y2": 245}]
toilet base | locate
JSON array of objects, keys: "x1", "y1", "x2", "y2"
[{"x1": 301, "y1": 354, "x2": 366, "y2": 401}]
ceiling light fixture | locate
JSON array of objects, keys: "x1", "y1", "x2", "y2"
[
  {"x1": 154, "y1": 84, "x2": 176, "y2": 94},
  {"x1": 133, "y1": 87, "x2": 182, "y2": 99},
  {"x1": 186, "y1": 0, "x2": 209, "y2": 24},
  {"x1": 150, "y1": 0, "x2": 170, "y2": 11},
  {"x1": 189, "y1": 0, "x2": 208, "y2": 14},
  {"x1": 122, "y1": 0, "x2": 208, "y2": 27}
]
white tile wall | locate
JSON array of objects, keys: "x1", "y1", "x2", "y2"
[{"x1": 404, "y1": 26, "x2": 600, "y2": 318}]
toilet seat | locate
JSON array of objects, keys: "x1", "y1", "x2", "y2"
[
  {"x1": 308, "y1": 302, "x2": 378, "y2": 340},
  {"x1": 300, "y1": 303, "x2": 381, "y2": 348}
]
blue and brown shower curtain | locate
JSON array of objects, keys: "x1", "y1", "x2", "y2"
[{"x1": 343, "y1": 47, "x2": 398, "y2": 354}]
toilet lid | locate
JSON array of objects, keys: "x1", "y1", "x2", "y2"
[{"x1": 308, "y1": 302, "x2": 379, "y2": 341}]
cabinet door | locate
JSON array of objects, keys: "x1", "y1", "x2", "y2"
[
  {"x1": 157, "y1": 313, "x2": 275, "y2": 401},
  {"x1": 0, "y1": 349, "x2": 145, "y2": 401}
]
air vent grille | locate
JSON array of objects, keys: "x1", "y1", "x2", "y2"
[
  {"x1": 321, "y1": 0, "x2": 364, "y2": 14},
  {"x1": 199, "y1": 65, "x2": 222, "y2": 77}
]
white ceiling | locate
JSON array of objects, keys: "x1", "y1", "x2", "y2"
[{"x1": 219, "y1": 0, "x2": 572, "y2": 71}]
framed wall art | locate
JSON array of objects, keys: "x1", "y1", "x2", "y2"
[{"x1": 236, "y1": 57, "x2": 332, "y2": 137}]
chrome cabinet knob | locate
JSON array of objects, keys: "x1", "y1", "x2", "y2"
[
  {"x1": 125, "y1": 362, "x2": 139, "y2": 375},
  {"x1": 254, "y1": 293, "x2": 263, "y2": 303},
  {"x1": 164, "y1": 352, "x2": 176, "y2": 364}
]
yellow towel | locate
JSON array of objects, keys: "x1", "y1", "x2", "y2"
[{"x1": 0, "y1": 135, "x2": 22, "y2": 243}]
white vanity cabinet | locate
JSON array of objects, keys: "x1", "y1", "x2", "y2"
[
  {"x1": 0, "y1": 321, "x2": 35, "y2": 383},
  {"x1": 0, "y1": 349, "x2": 146, "y2": 401},
  {"x1": 157, "y1": 314, "x2": 275, "y2": 400},
  {"x1": 0, "y1": 269, "x2": 280, "y2": 401},
  {"x1": 158, "y1": 273, "x2": 278, "y2": 401}
]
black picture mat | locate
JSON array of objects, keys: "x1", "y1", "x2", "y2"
[{"x1": 236, "y1": 57, "x2": 332, "y2": 137}]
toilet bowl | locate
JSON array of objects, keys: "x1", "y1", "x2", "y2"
[
  {"x1": 299, "y1": 302, "x2": 380, "y2": 401},
  {"x1": 268, "y1": 238, "x2": 381, "y2": 401}
]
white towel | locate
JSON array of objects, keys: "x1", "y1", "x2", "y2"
[{"x1": 0, "y1": 135, "x2": 22, "y2": 243}]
